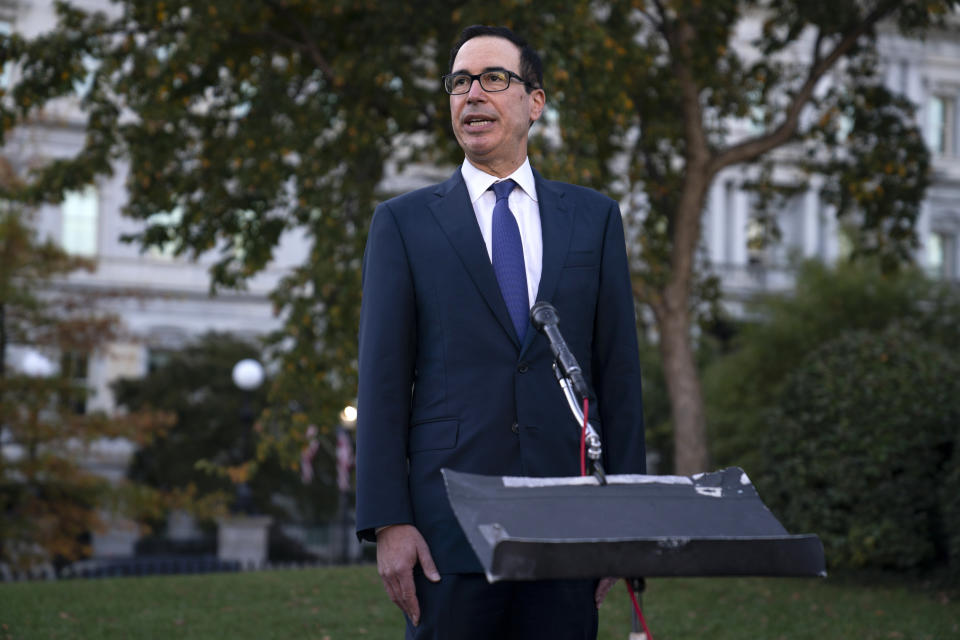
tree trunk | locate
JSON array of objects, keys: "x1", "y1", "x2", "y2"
[
  {"x1": 655, "y1": 167, "x2": 712, "y2": 474},
  {"x1": 658, "y1": 303, "x2": 709, "y2": 474},
  {"x1": 0, "y1": 302, "x2": 6, "y2": 377},
  {"x1": 656, "y1": 20, "x2": 713, "y2": 474}
]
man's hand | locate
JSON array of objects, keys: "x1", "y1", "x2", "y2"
[
  {"x1": 595, "y1": 576, "x2": 620, "y2": 608},
  {"x1": 376, "y1": 524, "x2": 441, "y2": 626}
]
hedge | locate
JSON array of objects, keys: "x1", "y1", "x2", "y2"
[{"x1": 758, "y1": 326, "x2": 959, "y2": 578}]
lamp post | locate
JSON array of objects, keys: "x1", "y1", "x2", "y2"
[
  {"x1": 337, "y1": 405, "x2": 356, "y2": 563},
  {"x1": 13, "y1": 349, "x2": 55, "y2": 461},
  {"x1": 231, "y1": 358, "x2": 264, "y2": 515},
  {"x1": 218, "y1": 357, "x2": 271, "y2": 569}
]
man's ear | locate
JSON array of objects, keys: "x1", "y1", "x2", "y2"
[{"x1": 528, "y1": 88, "x2": 546, "y2": 126}]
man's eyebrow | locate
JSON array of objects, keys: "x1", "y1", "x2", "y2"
[{"x1": 450, "y1": 66, "x2": 512, "y2": 75}]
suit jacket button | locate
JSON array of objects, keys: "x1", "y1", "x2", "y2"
[
  {"x1": 511, "y1": 422, "x2": 519, "y2": 434},
  {"x1": 517, "y1": 362, "x2": 529, "y2": 373}
]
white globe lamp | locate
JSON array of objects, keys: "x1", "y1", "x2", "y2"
[
  {"x1": 231, "y1": 359, "x2": 264, "y2": 391},
  {"x1": 22, "y1": 350, "x2": 56, "y2": 378}
]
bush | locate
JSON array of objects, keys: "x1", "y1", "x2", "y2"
[
  {"x1": 759, "y1": 326, "x2": 959, "y2": 574},
  {"x1": 941, "y1": 460, "x2": 960, "y2": 579},
  {"x1": 704, "y1": 259, "x2": 960, "y2": 474}
]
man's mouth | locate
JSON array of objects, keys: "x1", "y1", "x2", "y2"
[{"x1": 464, "y1": 116, "x2": 495, "y2": 129}]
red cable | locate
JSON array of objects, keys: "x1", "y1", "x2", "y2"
[
  {"x1": 580, "y1": 397, "x2": 588, "y2": 476},
  {"x1": 625, "y1": 579, "x2": 654, "y2": 640},
  {"x1": 581, "y1": 401, "x2": 652, "y2": 638}
]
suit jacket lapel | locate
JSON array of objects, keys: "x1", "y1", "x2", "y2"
[
  {"x1": 519, "y1": 170, "x2": 573, "y2": 356},
  {"x1": 531, "y1": 171, "x2": 572, "y2": 310},
  {"x1": 429, "y1": 170, "x2": 521, "y2": 348}
]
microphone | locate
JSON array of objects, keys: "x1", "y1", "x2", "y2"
[{"x1": 530, "y1": 301, "x2": 591, "y2": 401}]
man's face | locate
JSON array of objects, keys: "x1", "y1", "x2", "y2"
[{"x1": 449, "y1": 36, "x2": 545, "y2": 177}]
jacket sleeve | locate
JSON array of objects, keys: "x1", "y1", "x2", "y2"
[
  {"x1": 591, "y1": 201, "x2": 646, "y2": 474},
  {"x1": 355, "y1": 202, "x2": 417, "y2": 541}
]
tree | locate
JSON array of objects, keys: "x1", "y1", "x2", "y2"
[
  {"x1": 0, "y1": 190, "x2": 171, "y2": 569},
  {"x1": 0, "y1": 0, "x2": 469, "y2": 468},
  {"x1": 519, "y1": 0, "x2": 953, "y2": 472},
  {"x1": 113, "y1": 331, "x2": 337, "y2": 523},
  {"x1": 2, "y1": 1, "x2": 955, "y2": 475}
]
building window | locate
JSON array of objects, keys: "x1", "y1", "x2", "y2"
[
  {"x1": 925, "y1": 95, "x2": 956, "y2": 156},
  {"x1": 745, "y1": 217, "x2": 764, "y2": 265},
  {"x1": 927, "y1": 231, "x2": 957, "y2": 280},
  {"x1": 61, "y1": 186, "x2": 99, "y2": 256},
  {"x1": 723, "y1": 181, "x2": 736, "y2": 264}
]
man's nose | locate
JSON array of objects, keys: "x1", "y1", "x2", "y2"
[{"x1": 466, "y1": 78, "x2": 487, "y2": 101}]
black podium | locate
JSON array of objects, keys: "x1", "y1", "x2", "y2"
[{"x1": 443, "y1": 466, "x2": 826, "y2": 582}]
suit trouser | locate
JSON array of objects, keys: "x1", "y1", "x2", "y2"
[{"x1": 405, "y1": 568, "x2": 598, "y2": 640}]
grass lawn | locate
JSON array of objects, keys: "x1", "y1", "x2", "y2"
[{"x1": 0, "y1": 564, "x2": 956, "y2": 639}]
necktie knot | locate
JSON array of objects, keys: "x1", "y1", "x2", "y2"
[{"x1": 492, "y1": 179, "x2": 516, "y2": 202}]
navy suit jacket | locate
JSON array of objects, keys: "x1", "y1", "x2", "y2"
[{"x1": 355, "y1": 168, "x2": 645, "y2": 573}]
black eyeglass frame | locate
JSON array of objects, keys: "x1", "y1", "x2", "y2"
[{"x1": 441, "y1": 68, "x2": 537, "y2": 95}]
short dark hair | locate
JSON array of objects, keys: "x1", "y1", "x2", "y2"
[{"x1": 448, "y1": 25, "x2": 543, "y2": 93}]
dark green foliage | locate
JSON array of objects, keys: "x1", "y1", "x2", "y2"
[
  {"x1": 114, "y1": 332, "x2": 335, "y2": 522},
  {"x1": 116, "y1": 332, "x2": 263, "y2": 495},
  {"x1": 635, "y1": 333, "x2": 673, "y2": 473},
  {"x1": 704, "y1": 260, "x2": 960, "y2": 579},
  {"x1": 759, "y1": 327, "x2": 959, "y2": 574},
  {"x1": 705, "y1": 259, "x2": 960, "y2": 474},
  {"x1": 806, "y1": 83, "x2": 931, "y2": 270},
  {"x1": 940, "y1": 457, "x2": 960, "y2": 579}
]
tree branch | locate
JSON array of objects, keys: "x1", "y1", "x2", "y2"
[
  {"x1": 811, "y1": 28, "x2": 824, "y2": 68},
  {"x1": 710, "y1": 2, "x2": 898, "y2": 174},
  {"x1": 293, "y1": 23, "x2": 335, "y2": 81},
  {"x1": 637, "y1": 5, "x2": 666, "y2": 37},
  {"x1": 651, "y1": 0, "x2": 672, "y2": 39}
]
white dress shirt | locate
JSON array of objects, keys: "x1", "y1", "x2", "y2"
[{"x1": 461, "y1": 158, "x2": 543, "y2": 308}]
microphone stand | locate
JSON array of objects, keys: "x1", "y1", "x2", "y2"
[
  {"x1": 534, "y1": 302, "x2": 648, "y2": 636},
  {"x1": 552, "y1": 361, "x2": 607, "y2": 485},
  {"x1": 530, "y1": 301, "x2": 608, "y2": 485},
  {"x1": 554, "y1": 361, "x2": 649, "y2": 634}
]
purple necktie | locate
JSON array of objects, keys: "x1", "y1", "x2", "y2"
[{"x1": 491, "y1": 179, "x2": 529, "y2": 342}]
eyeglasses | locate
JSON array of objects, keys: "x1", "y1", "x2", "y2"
[{"x1": 442, "y1": 69, "x2": 535, "y2": 95}]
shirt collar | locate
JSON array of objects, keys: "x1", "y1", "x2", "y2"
[{"x1": 461, "y1": 157, "x2": 538, "y2": 205}]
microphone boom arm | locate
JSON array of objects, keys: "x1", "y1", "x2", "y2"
[{"x1": 553, "y1": 362, "x2": 606, "y2": 484}]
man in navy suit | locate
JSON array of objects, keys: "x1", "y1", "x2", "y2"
[{"x1": 356, "y1": 25, "x2": 646, "y2": 639}]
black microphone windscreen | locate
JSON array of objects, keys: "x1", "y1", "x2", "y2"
[{"x1": 530, "y1": 301, "x2": 558, "y2": 332}]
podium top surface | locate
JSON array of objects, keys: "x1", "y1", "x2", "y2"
[{"x1": 442, "y1": 467, "x2": 826, "y2": 581}]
